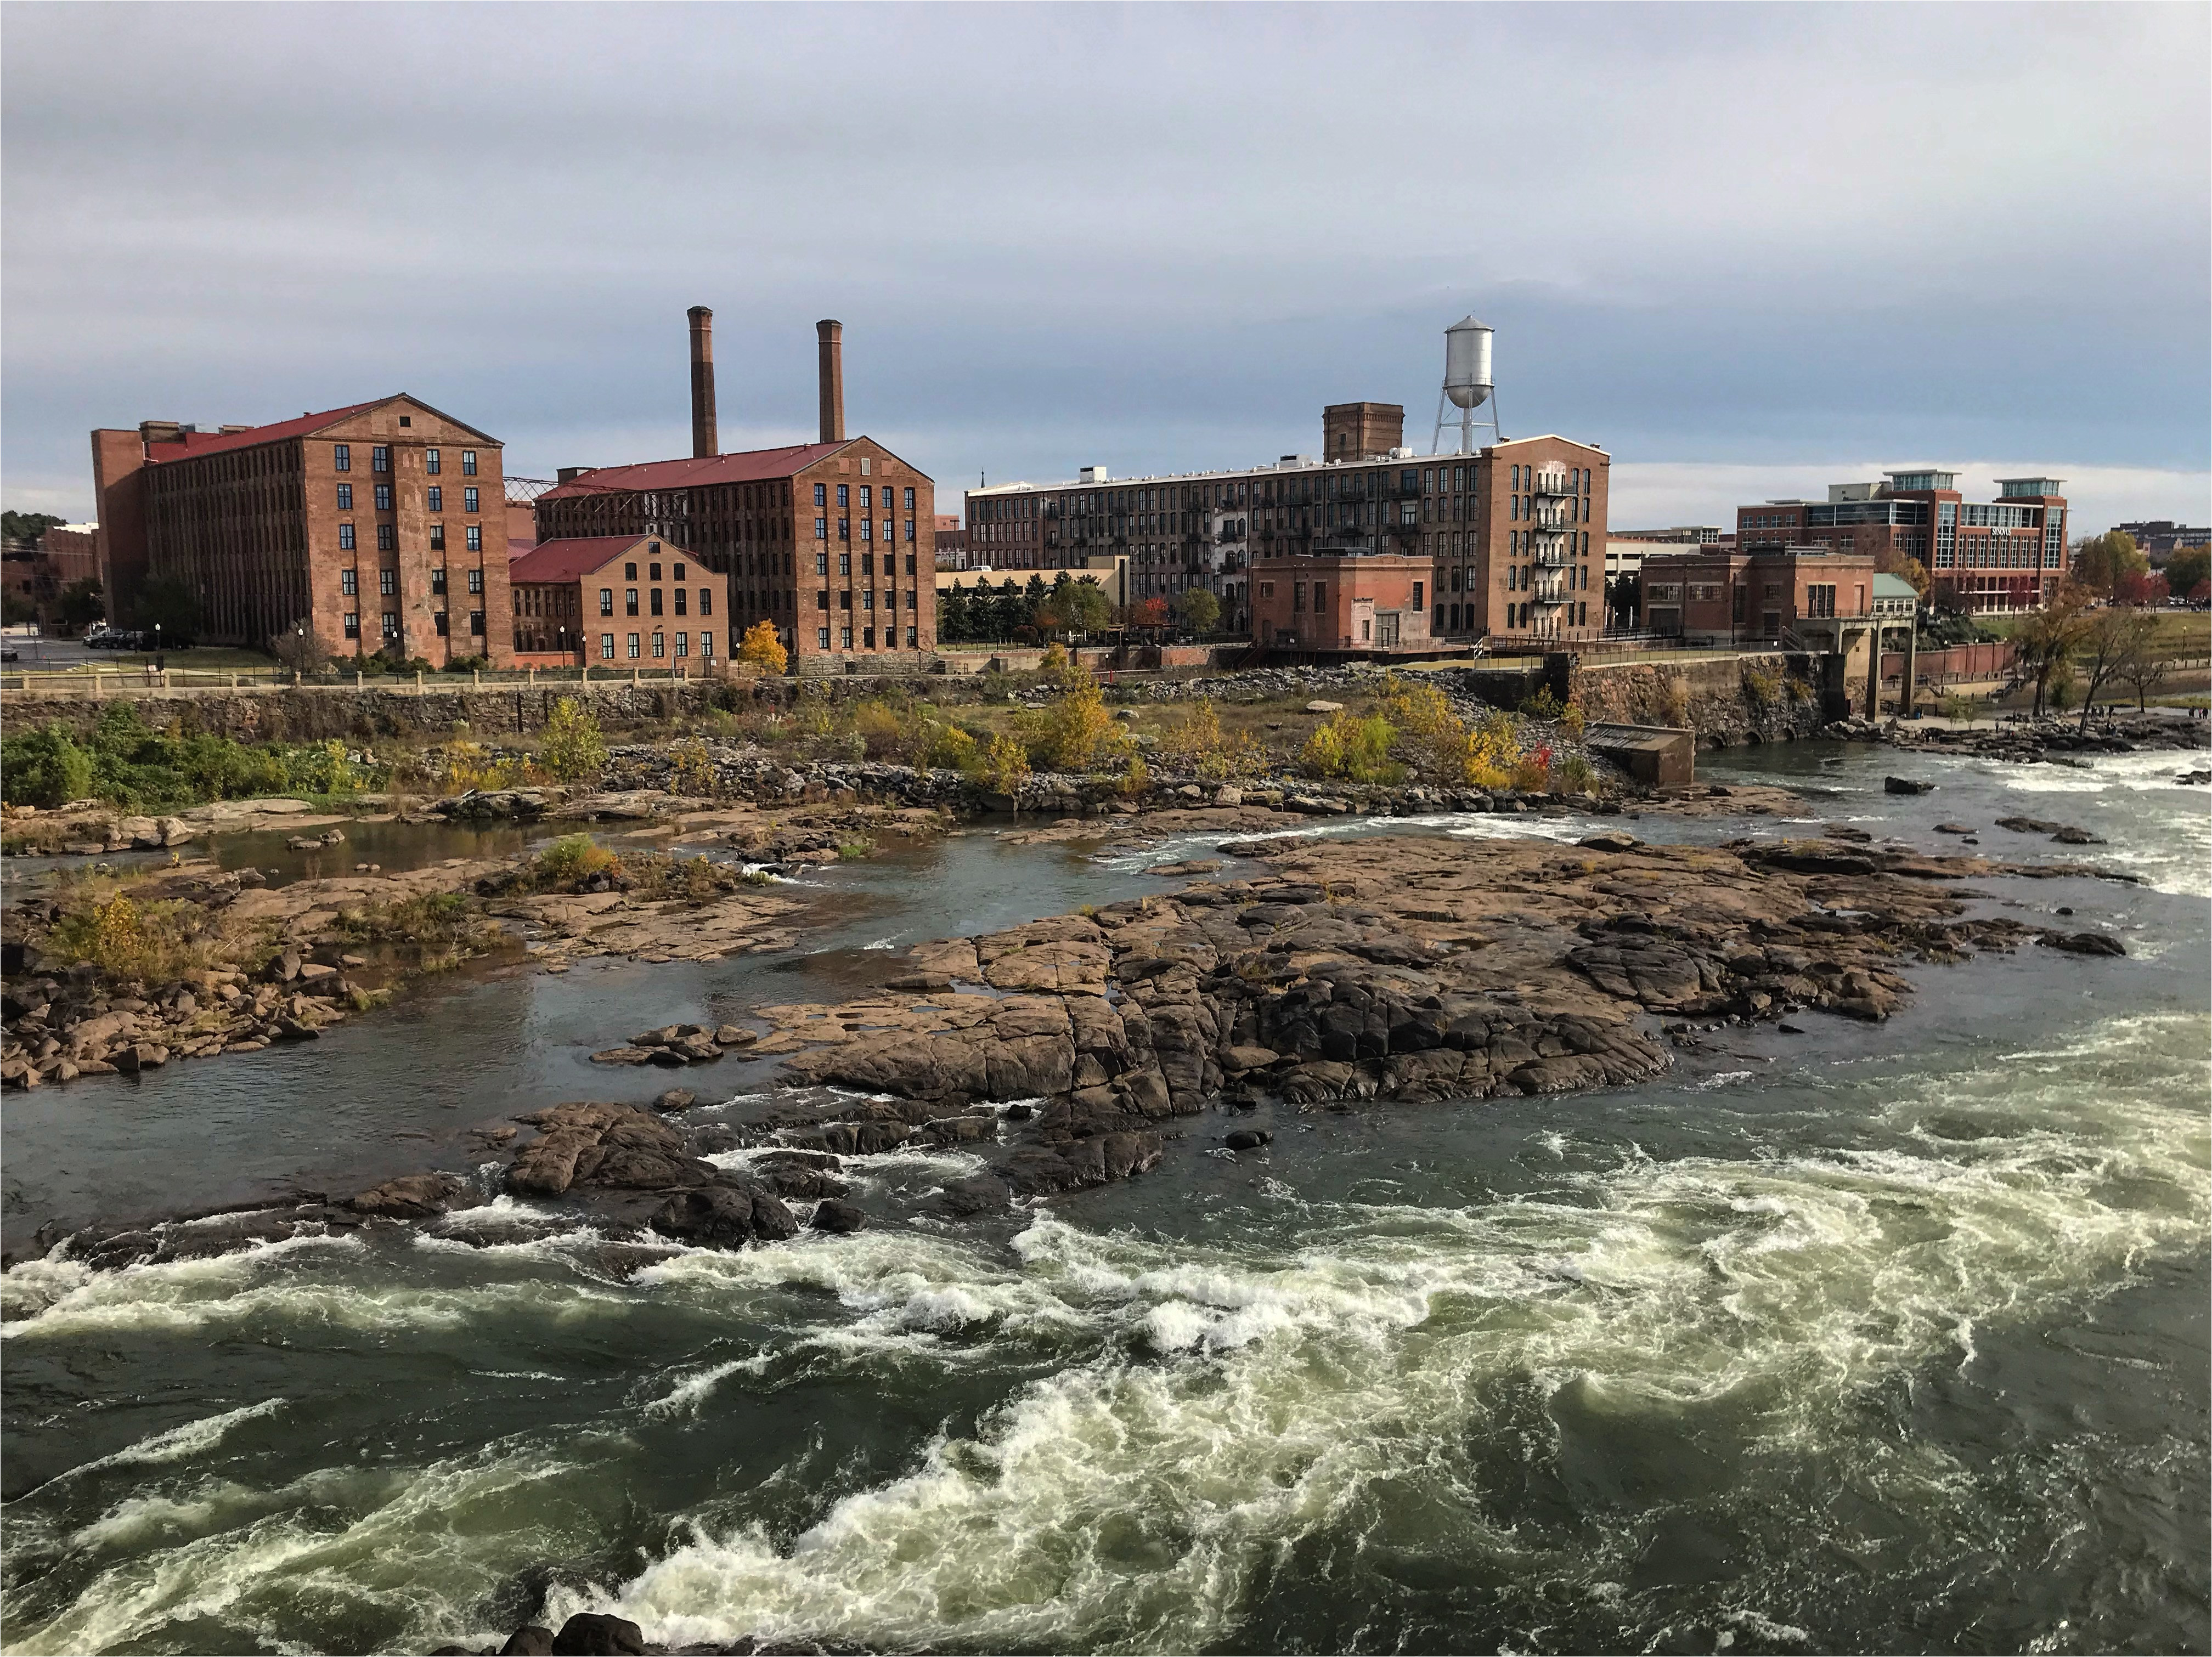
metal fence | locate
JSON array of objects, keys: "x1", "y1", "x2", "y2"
[{"x1": 0, "y1": 662, "x2": 725, "y2": 699}]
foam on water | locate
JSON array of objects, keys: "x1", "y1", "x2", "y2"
[
  {"x1": 527, "y1": 1014, "x2": 2208, "y2": 1654},
  {"x1": 5, "y1": 1006, "x2": 2204, "y2": 1655}
]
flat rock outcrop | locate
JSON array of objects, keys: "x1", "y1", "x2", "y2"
[{"x1": 739, "y1": 829, "x2": 2124, "y2": 1211}]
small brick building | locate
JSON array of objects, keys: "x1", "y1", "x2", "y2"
[
  {"x1": 1641, "y1": 547, "x2": 1881, "y2": 645},
  {"x1": 88, "y1": 395, "x2": 512, "y2": 664},
  {"x1": 1249, "y1": 550, "x2": 1435, "y2": 654},
  {"x1": 508, "y1": 534, "x2": 724, "y2": 668}
]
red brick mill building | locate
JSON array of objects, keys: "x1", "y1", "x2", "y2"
[
  {"x1": 529, "y1": 315, "x2": 940, "y2": 672},
  {"x1": 89, "y1": 395, "x2": 515, "y2": 664}
]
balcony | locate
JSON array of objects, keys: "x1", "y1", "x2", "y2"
[
  {"x1": 1532, "y1": 587, "x2": 1566, "y2": 608},
  {"x1": 1528, "y1": 504, "x2": 1568, "y2": 530},
  {"x1": 1531, "y1": 470, "x2": 1571, "y2": 497}
]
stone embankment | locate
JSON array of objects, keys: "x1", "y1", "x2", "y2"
[{"x1": 1824, "y1": 710, "x2": 2210, "y2": 764}]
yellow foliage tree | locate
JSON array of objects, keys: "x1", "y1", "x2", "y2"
[
  {"x1": 738, "y1": 620, "x2": 788, "y2": 675},
  {"x1": 983, "y1": 732, "x2": 1031, "y2": 794}
]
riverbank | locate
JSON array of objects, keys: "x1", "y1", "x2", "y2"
[{"x1": 0, "y1": 802, "x2": 946, "y2": 1092}]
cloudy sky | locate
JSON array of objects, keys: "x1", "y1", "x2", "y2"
[{"x1": 4, "y1": 2, "x2": 2207, "y2": 532}]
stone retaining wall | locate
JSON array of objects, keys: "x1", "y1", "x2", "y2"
[{"x1": 1570, "y1": 652, "x2": 1826, "y2": 747}]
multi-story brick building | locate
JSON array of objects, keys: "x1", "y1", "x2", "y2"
[
  {"x1": 1737, "y1": 471, "x2": 2066, "y2": 614},
  {"x1": 88, "y1": 395, "x2": 512, "y2": 663},
  {"x1": 964, "y1": 411, "x2": 1609, "y2": 647},
  {"x1": 508, "y1": 533, "x2": 722, "y2": 666},
  {"x1": 532, "y1": 438, "x2": 936, "y2": 670}
]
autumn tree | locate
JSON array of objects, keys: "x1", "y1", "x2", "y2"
[
  {"x1": 2011, "y1": 584, "x2": 2093, "y2": 717},
  {"x1": 2165, "y1": 545, "x2": 2209, "y2": 603},
  {"x1": 2072, "y1": 531, "x2": 2148, "y2": 596},
  {"x1": 2072, "y1": 607, "x2": 2157, "y2": 729},
  {"x1": 738, "y1": 620, "x2": 788, "y2": 675}
]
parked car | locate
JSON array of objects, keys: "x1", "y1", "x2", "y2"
[{"x1": 0, "y1": 646, "x2": 19, "y2": 664}]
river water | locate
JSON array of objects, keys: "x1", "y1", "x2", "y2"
[{"x1": 2, "y1": 742, "x2": 2206, "y2": 1655}]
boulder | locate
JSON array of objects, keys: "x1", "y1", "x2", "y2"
[
  {"x1": 650, "y1": 1185, "x2": 797, "y2": 1248},
  {"x1": 499, "y1": 1632, "x2": 555, "y2": 1657},
  {"x1": 810, "y1": 1197, "x2": 866, "y2": 1234},
  {"x1": 2045, "y1": 931, "x2": 2125, "y2": 957},
  {"x1": 1577, "y1": 832, "x2": 1643, "y2": 852},
  {"x1": 653, "y1": 1088, "x2": 698, "y2": 1112},
  {"x1": 1223, "y1": 1128, "x2": 1273, "y2": 1151},
  {"x1": 550, "y1": 1615, "x2": 645, "y2": 1656},
  {"x1": 348, "y1": 1173, "x2": 483, "y2": 1219},
  {"x1": 589, "y1": 1047, "x2": 655, "y2": 1065},
  {"x1": 1306, "y1": 700, "x2": 1345, "y2": 714},
  {"x1": 1883, "y1": 776, "x2": 1934, "y2": 794}
]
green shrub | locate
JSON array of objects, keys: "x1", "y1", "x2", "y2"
[
  {"x1": 1300, "y1": 711, "x2": 1403, "y2": 784},
  {"x1": 529, "y1": 833, "x2": 617, "y2": 889},
  {"x1": 539, "y1": 698, "x2": 608, "y2": 783},
  {"x1": 2, "y1": 725, "x2": 95, "y2": 807}
]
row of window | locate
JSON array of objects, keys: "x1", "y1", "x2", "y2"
[
  {"x1": 812, "y1": 517, "x2": 918, "y2": 543},
  {"x1": 596, "y1": 586, "x2": 714, "y2": 618},
  {"x1": 812, "y1": 552, "x2": 919, "y2": 577},
  {"x1": 332, "y1": 444, "x2": 478, "y2": 476},
  {"x1": 978, "y1": 453, "x2": 1597, "y2": 528},
  {"x1": 334, "y1": 483, "x2": 480, "y2": 514},
  {"x1": 812, "y1": 589, "x2": 918, "y2": 612},
  {"x1": 338, "y1": 523, "x2": 483, "y2": 552},
  {"x1": 340, "y1": 565, "x2": 484, "y2": 597},
  {"x1": 343, "y1": 610, "x2": 485, "y2": 639},
  {"x1": 595, "y1": 630, "x2": 715, "y2": 660},
  {"x1": 814, "y1": 484, "x2": 917, "y2": 511},
  {"x1": 815, "y1": 626, "x2": 921, "y2": 650}
]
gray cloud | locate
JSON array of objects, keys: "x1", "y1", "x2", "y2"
[{"x1": 4, "y1": 2, "x2": 2205, "y2": 530}]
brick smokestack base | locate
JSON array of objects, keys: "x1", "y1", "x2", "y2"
[
  {"x1": 817, "y1": 319, "x2": 844, "y2": 444},
  {"x1": 689, "y1": 306, "x2": 718, "y2": 459}
]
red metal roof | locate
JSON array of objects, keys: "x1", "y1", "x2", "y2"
[
  {"x1": 507, "y1": 534, "x2": 675, "y2": 584},
  {"x1": 145, "y1": 401, "x2": 383, "y2": 463},
  {"x1": 537, "y1": 441, "x2": 851, "y2": 500},
  {"x1": 139, "y1": 394, "x2": 498, "y2": 463}
]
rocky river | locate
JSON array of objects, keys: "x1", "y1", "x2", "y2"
[{"x1": 1, "y1": 738, "x2": 2206, "y2": 1655}]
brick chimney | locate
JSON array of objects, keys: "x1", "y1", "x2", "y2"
[
  {"x1": 816, "y1": 319, "x2": 844, "y2": 444},
  {"x1": 687, "y1": 306, "x2": 718, "y2": 459}
]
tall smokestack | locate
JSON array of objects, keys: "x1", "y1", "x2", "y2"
[
  {"x1": 816, "y1": 319, "x2": 845, "y2": 444},
  {"x1": 687, "y1": 306, "x2": 718, "y2": 459}
]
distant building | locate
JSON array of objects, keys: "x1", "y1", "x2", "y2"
[
  {"x1": 507, "y1": 533, "x2": 719, "y2": 666},
  {"x1": 1641, "y1": 546, "x2": 1886, "y2": 646},
  {"x1": 1610, "y1": 525, "x2": 1725, "y2": 545},
  {"x1": 2, "y1": 522, "x2": 100, "y2": 629},
  {"x1": 933, "y1": 513, "x2": 968, "y2": 568},
  {"x1": 88, "y1": 397, "x2": 514, "y2": 662},
  {"x1": 965, "y1": 408, "x2": 1609, "y2": 645},
  {"x1": 2111, "y1": 520, "x2": 2210, "y2": 562},
  {"x1": 1736, "y1": 471, "x2": 2064, "y2": 615}
]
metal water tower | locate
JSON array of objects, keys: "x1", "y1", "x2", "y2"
[{"x1": 1433, "y1": 315, "x2": 1504, "y2": 454}]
